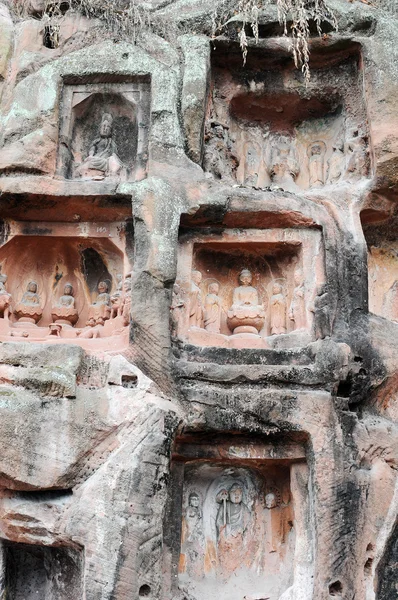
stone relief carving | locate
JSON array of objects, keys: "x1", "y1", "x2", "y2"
[
  {"x1": 308, "y1": 141, "x2": 326, "y2": 188},
  {"x1": 311, "y1": 283, "x2": 331, "y2": 340},
  {"x1": 87, "y1": 281, "x2": 112, "y2": 327},
  {"x1": 14, "y1": 281, "x2": 43, "y2": 325},
  {"x1": 270, "y1": 138, "x2": 300, "y2": 192},
  {"x1": 51, "y1": 282, "x2": 79, "y2": 327},
  {"x1": 203, "y1": 282, "x2": 222, "y2": 334},
  {"x1": 270, "y1": 282, "x2": 287, "y2": 335},
  {"x1": 326, "y1": 143, "x2": 345, "y2": 184},
  {"x1": 227, "y1": 269, "x2": 266, "y2": 335},
  {"x1": 75, "y1": 113, "x2": 124, "y2": 180},
  {"x1": 203, "y1": 122, "x2": 239, "y2": 183},
  {"x1": 289, "y1": 269, "x2": 307, "y2": 331},
  {"x1": 189, "y1": 270, "x2": 203, "y2": 328},
  {"x1": 345, "y1": 134, "x2": 370, "y2": 181},
  {"x1": 178, "y1": 463, "x2": 295, "y2": 600},
  {"x1": 0, "y1": 273, "x2": 12, "y2": 320}
]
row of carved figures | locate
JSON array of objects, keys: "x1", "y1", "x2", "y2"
[
  {"x1": 0, "y1": 273, "x2": 131, "y2": 332},
  {"x1": 204, "y1": 123, "x2": 370, "y2": 189},
  {"x1": 189, "y1": 268, "x2": 332, "y2": 339}
]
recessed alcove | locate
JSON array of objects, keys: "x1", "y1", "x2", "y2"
[
  {"x1": 3, "y1": 541, "x2": 83, "y2": 600},
  {"x1": 204, "y1": 42, "x2": 371, "y2": 191},
  {"x1": 0, "y1": 221, "x2": 133, "y2": 349},
  {"x1": 57, "y1": 77, "x2": 150, "y2": 182},
  {"x1": 163, "y1": 434, "x2": 311, "y2": 600},
  {"x1": 173, "y1": 227, "x2": 324, "y2": 349}
]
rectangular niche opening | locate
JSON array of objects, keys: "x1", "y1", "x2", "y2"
[
  {"x1": 174, "y1": 228, "x2": 324, "y2": 350},
  {"x1": 204, "y1": 43, "x2": 371, "y2": 191},
  {"x1": 57, "y1": 78, "x2": 150, "y2": 183},
  {"x1": 164, "y1": 435, "x2": 312, "y2": 600},
  {"x1": 3, "y1": 541, "x2": 83, "y2": 600}
]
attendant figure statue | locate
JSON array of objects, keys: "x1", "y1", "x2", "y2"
[
  {"x1": 311, "y1": 283, "x2": 331, "y2": 339},
  {"x1": 204, "y1": 282, "x2": 222, "y2": 334},
  {"x1": 189, "y1": 270, "x2": 203, "y2": 328},
  {"x1": 110, "y1": 274, "x2": 124, "y2": 319},
  {"x1": 270, "y1": 282, "x2": 287, "y2": 335},
  {"x1": 14, "y1": 280, "x2": 43, "y2": 325},
  {"x1": 121, "y1": 276, "x2": 132, "y2": 327},
  {"x1": 308, "y1": 141, "x2": 326, "y2": 187},
  {"x1": 289, "y1": 269, "x2": 307, "y2": 331},
  {"x1": 327, "y1": 143, "x2": 345, "y2": 184},
  {"x1": 87, "y1": 281, "x2": 111, "y2": 326},
  {"x1": 216, "y1": 483, "x2": 252, "y2": 574},
  {"x1": 345, "y1": 135, "x2": 370, "y2": 181},
  {"x1": 270, "y1": 139, "x2": 299, "y2": 192},
  {"x1": 179, "y1": 492, "x2": 204, "y2": 578},
  {"x1": 52, "y1": 282, "x2": 78, "y2": 326},
  {"x1": 0, "y1": 273, "x2": 12, "y2": 320},
  {"x1": 227, "y1": 269, "x2": 265, "y2": 335},
  {"x1": 76, "y1": 113, "x2": 123, "y2": 179}
]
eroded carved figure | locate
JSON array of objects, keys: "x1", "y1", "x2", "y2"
[
  {"x1": 180, "y1": 492, "x2": 204, "y2": 578},
  {"x1": 308, "y1": 141, "x2": 326, "y2": 187},
  {"x1": 14, "y1": 281, "x2": 43, "y2": 324},
  {"x1": 227, "y1": 269, "x2": 265, "y2": 335},
  {"x1": 265, "y1": 487, "x2": 281, "y2": 509},
  {"x1": 203, "y1": 122, "x2": 239, "y2": 182},
  {"x1": 0, "y1": 273, "x2": 12, "y2": 320},
  {"x1": 216, "y1": 483, "x2": 252, "y2": 573},
  {"x1": 311, "y1": 283, "x2": 331, "y2": 339},
  {"x1": 76, "y1": 113, "x2": 123, "y2": 179},
  {"x1": 270, "y1": 283, "x2": 287, "y2": 335},
  {"x1": 327, "y1": 143, "x2": 345, "y2": 184},
  {"x1": 52, "y1": 282, "x2": 78, "y2": 326},
  {"x1": 289, "y1": 269, "x2": 307, "y2": 330},
  {"x1": 345, "y1": 135, "x2": 370, "y2": 181},
  {"x1": 204, "y1": 282, "x2": 222, "y2": 333},
  {"x1": 87, "y1": 281, "x2": 111, "y2": 326},
  {"x1": 270, "y1": 139, "x2": 299, "y2": 191},
  {"x1": 189, "y1": 270, "x2": 203, "y2": 328}
]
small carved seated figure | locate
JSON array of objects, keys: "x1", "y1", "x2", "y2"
[
  {"x1": 204, "y1": 282, "x2": 222, "y2": 334},
  {"x1": 110, "y1": 273, "x2": 123, "y2": 319},
  {"x1": 75, "y1": 113, "x2": 124, "y2": 180},
  {"x1": 87, "y1": 281, "x2": 111, "y2": 326},
  {"x1": 51, "y1": 282, "x2": 78, "y2": 327},
  {"x1": 227, "y1": 269, "x2": 265, "y2": 335},
  {"x1": 14, "y1": 280, "x2": 43, "y2": 325},
  {"x1": 0, "y1": 273, "x2": 12, "y2": 320}
]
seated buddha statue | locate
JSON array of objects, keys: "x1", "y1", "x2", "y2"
[{"x1": 227, "y1": 269, "x2": 265, "y2": 335}]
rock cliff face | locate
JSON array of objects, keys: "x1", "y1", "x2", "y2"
[{"x1": 0, "y1": 0, "x2": 398, "y2": 598}]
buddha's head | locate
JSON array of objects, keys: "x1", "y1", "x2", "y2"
[
  {"x1": 64, "y1": 283, "x2": 73, "y2": 296},
  {"x1": 28, "y1": 281, "x2": 37, "y2": 293},
  {"x1": 239, "y1": 269, "x2": 252, "y2": 286},
  {"x1": 189, "y1": 492, "x2": 200, "y2": 508},
  {"x1": 272, "y1": 282, "x2": 283, "y2": 295},
  {"x1": 208, "y1": 282, "x2": 219, "y2": 295},
  {"x1": 192, "y1": 270, "x2": 202, "y2": 286},
  {"x1": 100, "y1": 113, "x2": 113, "y2": 138},
  {"x1": 229, "y1": 483, "x2": 243, "y2": 504},
  {"x1": 98, "y1": 281, "x2": 109, "y2": 294}
]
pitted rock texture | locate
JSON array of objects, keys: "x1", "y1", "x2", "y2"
[{"x1": 0, "y1": 1, "x2": 398, "y2": 599}]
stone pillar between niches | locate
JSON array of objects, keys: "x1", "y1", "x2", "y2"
[
  {"x1": 0, "y1": 539, "x2": 5, "y2": 596},
  {"x1": 289, "y1": 463, "x2": 315, "y2": 600}
]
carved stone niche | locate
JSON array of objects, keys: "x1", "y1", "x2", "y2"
[
  {"x1": 173, "y1": 228, "x2": 325, "y2": 349},
  {"x1": 367, "y1": 239, "x2": 398, "y2": 323},
  {"x1": 2, "y1": 541, "x2": 83, "y2": 600},
  {"x1": 56, "y1": 77, "x2": 150, "y2": 182},
  {"x1": 204, "y1": 48, "x2": 371, "y2": 191},
  {"x1": 0, "y1": 221, "x2": 133, "y2": 350},
  {"x1": 163, "y1": 436, "x2": 312, "y2": 600}
]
